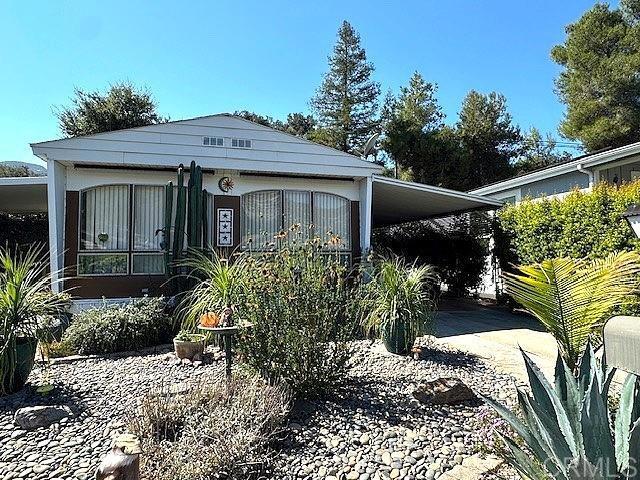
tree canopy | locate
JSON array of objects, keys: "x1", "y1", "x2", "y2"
[
  {"x1": 56, "y1": 82, "x2": 167, "y2": 137},
  {"x1": 551, "y1": 0, "x2": 640, "y2": 151},
  {"x1": 311, "y1": 21, "x2": 380, "y2": 154}
]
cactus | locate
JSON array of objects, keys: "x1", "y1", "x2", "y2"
[
  {"x1": 163, "y1": 181, "x2": 174, "y2": 275},
  {"x1": 172, "y1": 164, "x2": 187, "y2": 263},
  {"x1": 483, "y1": 341, "x2": 640, "y2": 479}
]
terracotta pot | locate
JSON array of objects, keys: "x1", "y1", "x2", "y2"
[{"x1": 173, "y1": 336, "x2": 205, "y2": 360}]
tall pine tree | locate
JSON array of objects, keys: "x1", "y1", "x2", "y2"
[{"x1": 311, "y1": 21, "x2": 380, "y2": 154}]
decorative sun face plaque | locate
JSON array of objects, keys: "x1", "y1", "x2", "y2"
[{"x1": 217, "y1": 208, "x2": 233, "y2": 247}]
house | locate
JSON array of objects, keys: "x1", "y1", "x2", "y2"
[
  {"x1": 5, "y1": 114, "x2": 500, "y2": 306},
  {"x1": 468, "y1": 141, "x2": 640, "y2": 202}
]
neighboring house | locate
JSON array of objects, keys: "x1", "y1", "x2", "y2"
[
  {"x1": 16, "y1": 114, "x2": 500, "y2": 306},
  {"x1": 469, "y1": 141, "x2": 640, "y2": 203}
]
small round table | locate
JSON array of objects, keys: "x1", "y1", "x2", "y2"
[{"x1": 198, "y1": 324, "x2": 251, "y2": 377}]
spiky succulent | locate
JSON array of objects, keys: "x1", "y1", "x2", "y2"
[{"x1": 483, "y1": 342, "x2": 640, "y2": 479}]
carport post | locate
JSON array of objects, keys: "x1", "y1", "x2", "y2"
[
  {"x1": 47, "y1": 159, "x2": 66, "y2": 292},
  {"x1": 359, "y1": 177, "x2": 373, "y2": 255}
]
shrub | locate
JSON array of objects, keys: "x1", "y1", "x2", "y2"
[
  {"x1": 372, "y1": 214, "x2": 489, "y2": 296},
  {"x1": 58, "y1": 297, "x2": 174, "y2": 355},
  {"x1": 497, "y1": 181, "x2": 640, "y2": 265},
  {"x1": 236, "y1": 242, "x2": 362, "y2": 399},
  {"x1": 128, "y1": 372, "x2": 290, "y2": 480},
  {"x1": 0, "y1": 213, "x2": 48, "y2": 251}
]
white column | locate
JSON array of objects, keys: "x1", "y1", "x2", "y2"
[
  {"x1": 359, "y1": 176, "x2": 373, "y2": 255},
  {"x1": 47, "y1": 160, "x2": 66, "y2": 292}
]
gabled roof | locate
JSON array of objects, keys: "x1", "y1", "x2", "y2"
[
  {"x1": 31, "y1": 114, "x2": 383, "y2": 178},
  {"x1": 469, "y1": 141, "x2": 640, "y2": 196}
]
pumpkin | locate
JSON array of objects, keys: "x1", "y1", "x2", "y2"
[{"x1": 199, "y1": 312, "x2": 220, "y2": 328}]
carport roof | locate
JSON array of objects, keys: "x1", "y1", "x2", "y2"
[
  {"x1": 0, "y1": 177, "x2": 48, "y2": 213},
  {"x1": 372, "y1": 176, "x2": 502, "y2": 226}
]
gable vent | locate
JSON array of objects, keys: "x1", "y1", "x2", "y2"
[
  {"x1": 231, "y1": 138, "x2": 252, "y2": 149},
  {"x1": 203, "y1": 136, "x2": 224, "y2": 146}
]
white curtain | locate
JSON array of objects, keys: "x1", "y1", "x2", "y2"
[
  {"x1": 313, "y1": 193, "x2": 350, "y2": 250},
  {"x1": 133, "y1": 186, "x2": 165, "y2": 251},
  {"x1": 81, "y1": 185, "x2": 129, "y2": 250},
  {"x1": 283, "y1": 191, "x2": 311, "y2": 244},
  {"x1": 241, "y1": 191, "x2": 282, "y2": 249}
]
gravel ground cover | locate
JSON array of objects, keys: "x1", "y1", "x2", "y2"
[{"x1": 0, "y1": 340, "x2": 519, "y2": 480}]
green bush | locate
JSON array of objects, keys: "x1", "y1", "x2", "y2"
[
  {"x1": 497, "y1": 181, "x2": 640, "y2": 265},
  {"x1": 372, "y1": 215, "x2": 490, "y2": 296},
  {"x1": 58, "y1": 297, "x2": 174, "y2": 355},
  {"x1": 235, "y1": 242, "x2": 362, "y2": 399}
]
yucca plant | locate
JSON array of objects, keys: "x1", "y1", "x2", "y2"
[
  {"x1": 0, "y1": 244, "x2": 67, "y2": 395},
  {"x1": 363, "y1": 256, "x2": 439, "y2": 355},
  {"x1": 503, "y1": 251, "x2": 640, "y2": 372},
  {"x1": 176, "y1": 249, "x2": 248, "y2": 332},
  {"x1": 484, "y1": 343, "x2": 640, "y2": 480}
]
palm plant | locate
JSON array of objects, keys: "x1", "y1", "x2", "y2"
[
  {"x1": 0, "y1": 244, "x2": 67, "y2": 395},
  {"x1": 363, "y1": 256, "x2": 439, "y2": 355},
  {"x1": 503, "y1": 251, "x2": 640, "y2": 372},
  {"x1": 177, "y1": 249, "x2": 249, "y2": 332},
  {"x1": 484, "y1": 343, "x2": 640, "y2": 480}
]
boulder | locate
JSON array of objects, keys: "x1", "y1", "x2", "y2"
[
  {"x1": 14, "y1": 405, "x2": 72, "y2": 430},
  {"x1": 412, "y1": 377, "x2": 477, "y2": 405}
]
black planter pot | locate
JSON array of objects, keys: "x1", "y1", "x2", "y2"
[
  {"x1": 4, "y1": 337, "x2": 37, "y2": 394},
  {"x1": 382, "y1": 322, "x2": 415, "y2": 355}
]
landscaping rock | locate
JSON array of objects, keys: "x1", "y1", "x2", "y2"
[
  {"x1": 412, "y1": 377, "x2": 477, "y2": 405},
  {"x1": 14, "y1": 405, "x2": 72, "y2": 430}
]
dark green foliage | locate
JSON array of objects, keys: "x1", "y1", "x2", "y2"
[
  {"x1": 513, "y1": 128, "x2": 572, "y2": 174},
  {"x1": 551, "y1": 0, "x2": 640, "y2": 151},
  {"x1": 372, "y1": 216, "x2": 489, "y2": 296},
  {"x1": 0, "y1": 213, "x2": 48, "y2": 250},
  {"x1": 311, "y1": 21, "x2": 381, "y2": 153},
  {"x1": 0, "y1": 164, "x2": 31, "y2": 177},
  {"x1": 233, "y1": 110, "x2": 317, "y2": 138},
  {"x1": 56, "y1": 82, "x2": 167, "y2": 137},
  {"x1": 497, "y1": 182, "x2": 640, "y2": 265},
  {"x1": 58, "y1": 297, "x2": 174, "y2": 355},
  {"x1": 236, "y1": 243, "x2": 362, "y2": 398}
]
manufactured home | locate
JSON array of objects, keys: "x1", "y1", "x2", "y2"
[{"x1": 1, "y1": 114, "x2": 501, "y2": 305}]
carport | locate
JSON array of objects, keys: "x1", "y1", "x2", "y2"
[{"x1": 0, "y1": 177, "x2": 48, "y2": 213}]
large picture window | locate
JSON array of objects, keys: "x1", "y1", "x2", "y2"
[
  {"x1": 241, "y1": 190, "x2": 351, "y2": 251},
  {"x1": 132, "y1": 185, "x2": 165, "y2": 274}
]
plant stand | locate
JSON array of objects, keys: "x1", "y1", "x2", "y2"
[{"x1": 198, "y1": 325, "x2": 251, "y2": 378}]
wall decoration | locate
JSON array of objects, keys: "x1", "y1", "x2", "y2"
[
  {"x1": 218, "y1": 176, "x2": 234, "y2": 193},
  {"x1": 217, "y1": 208, "x2": 233, "y2": 247}
]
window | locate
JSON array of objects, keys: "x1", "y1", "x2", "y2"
[
  {"x1": 231, "y1": 138, "x2": 252, "y2": 148},
  {"x1": 132, "y1": 185, "x2": 165, "y2": 274},
  {"x1": 241, "y1": 190, "x2": 350, "y2": 251},
  {"x1": 203, "y1": 136, "x2": 224, "y2": 146},
  {"x1": 78, "y1": 185, "x2": 129, "y2": 275}
]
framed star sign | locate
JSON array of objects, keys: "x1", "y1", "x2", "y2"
[{"x1": 217, "y1": 208, "x2": 233, "y2": 247}]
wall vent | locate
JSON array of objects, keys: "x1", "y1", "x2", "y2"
[
  {"x1": 231, "y1": 138, "x2": 252, "y2": 149},
  {"x1": 203, "y1": 136, "x2": 224, "y2": 146}
]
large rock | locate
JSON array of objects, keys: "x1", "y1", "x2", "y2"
[
  {"x1": 412, "y1": 377, "x2": 477, "y2": 405},
  {"x1": 14, "y1": 405, "x2": 72, "y2": 430}
]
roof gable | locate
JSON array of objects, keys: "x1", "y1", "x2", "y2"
[{"x1": 31, "y1": 114, "x2": 382, "y2": 176}]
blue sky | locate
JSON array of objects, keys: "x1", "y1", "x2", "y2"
[{"x1": 0, "y1": 0, "x2": 602, "y2": 166}]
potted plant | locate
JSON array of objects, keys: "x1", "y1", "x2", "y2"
[
  {"x1": 173, "y1": 330, "x2": 206, "y2": 360},
  {"x1": 0, "y1": 245, "x2": 68, "y2": 395},
  {"x1": 363, "y1": 257, "x2": 439, "y2": 355}
]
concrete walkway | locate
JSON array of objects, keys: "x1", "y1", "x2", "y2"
[{"x1": 432, "y1": 305, "x2": 557, "y2": 383}]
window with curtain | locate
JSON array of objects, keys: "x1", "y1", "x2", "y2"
[
  {"x1": 240, "y1": 190, "x2": 350, "y2": 252},
  {"x1": 78, "y1": 185, "x2": 129, "y2": 275},
  {"x1": 241, "y1": 190, "x2": 282, "y2": 249},
  {"x1": 313, "y1": 192, "x2": 350, "y2": 250},
  {"x1": 132, "y1": 185, "x2": 165, "y2": 274}
]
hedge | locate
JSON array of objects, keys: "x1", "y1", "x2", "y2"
[{"x1": 497, "y1": 181, "x2": 640, "y2": 265}]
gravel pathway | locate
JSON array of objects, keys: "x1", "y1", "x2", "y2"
[{"x1": 0, "y1": 340, "x2": 518, "y2": 480}]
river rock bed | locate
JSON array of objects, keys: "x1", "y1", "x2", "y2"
[{"x1": 0, "y1": 341, "x2": 518, "y2": 480}]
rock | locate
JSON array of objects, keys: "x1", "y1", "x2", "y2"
[
  {"x1": 412, "y1": 378, "x2": 477, "y2": 405},
  {"x1": 13, "y1": 406, "x2": 72, "y2": 431}
]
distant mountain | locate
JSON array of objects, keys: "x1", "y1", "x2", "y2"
[{"x1": 0, "y1": 161, "x2": 46, "y2": 176}]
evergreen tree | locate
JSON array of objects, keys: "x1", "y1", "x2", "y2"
[
  {"x1": 56, "y1": 82, "x2": 167, "y2": 137},
  {"x1": 311, "y1": 21, "x2": 380, "y2": 154},
  {"x1": 514, "y1": 128, "x2": 571, "y2": 174},
  {"x1": 551, "y1": 0, "x2": 640, "y2": 151},
  {"x1": 456, "y1": 91, "x2": 521, "y2": 190}
]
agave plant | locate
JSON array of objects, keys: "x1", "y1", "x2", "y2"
[
  {"x1": 0, "y1": 244, "x2": 67, "y2": 394},
  {"x1": 176, "y1": 249, "x2": 248, "y2": 331},
  {"x1": 484, "y1": 343, "x2": 640, "y2": 480},
  {"x1": 362, "y1": 256, "x2": 439, "y2": 355},
  {"x1": 503, "y1": 251, "x2": 640, "y2": 372}
]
